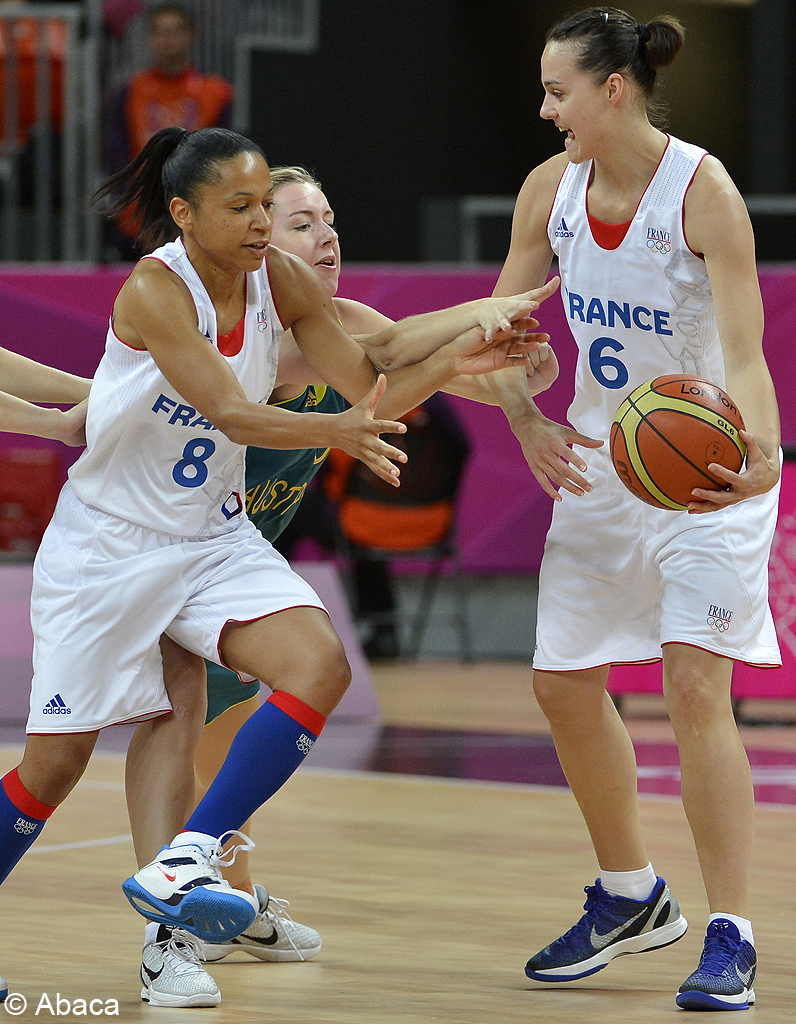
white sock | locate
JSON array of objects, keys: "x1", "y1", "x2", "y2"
[
  {"x1": 709, "y1": 913, "x2": 754, "y2": 945},
  {"x1": 599, "y1": 862, "x2": 657, "y2": 901},
  {"x1": 168, "y1": 830, "x2": 216, "y2": 849},
  {"x1": 144, "y1": 921, "x2": 161, "y2": 946}
]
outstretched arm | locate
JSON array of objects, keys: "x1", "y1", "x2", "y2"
[
  {"x1": 0, "y1": 346, "x2": 92, "y2": 404},
  {"x1": 0, "y1": 347, "x2": 92, "y2": 444},
  {"x1": 357, "y1": 278, "x2": 561, "y2": 370},
  {"x1": 489, "y1": 156, "x2": 602, "y2": 500}
]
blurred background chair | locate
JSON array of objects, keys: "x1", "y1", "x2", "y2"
[
  {"x1": 330, "y1": 395, "x2": 472, "y2": 661},
  {"x1": 0, "y1": 448, "x2": 61, "y2": 553}
]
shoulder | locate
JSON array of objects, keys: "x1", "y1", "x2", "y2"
[
  {"x1": 516, "y1": 154, "x2": 570, "y2": 211},
  {"x1": 684, "y1": 155, "x2": 752, "y2": 255},
  {"x1": 114, "y1": 257, "x2": 196, "y2": 326},
  {"x1": 510, "y1": 154, "x2": 571, "y2": 243},
  {"x1": 265, "y1": 245, "x2": 332, "y2": 326},
  {"x1": 333, "y1": 297, "x2": 393, "y2": 334}
]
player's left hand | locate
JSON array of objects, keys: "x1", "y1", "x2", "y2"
[{"x1": 688, "y1": 429, "x2": 780, "y2": 513}]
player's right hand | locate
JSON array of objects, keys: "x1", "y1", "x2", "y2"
[
  {"x1": 511, "y1": 411, "x2": 603, "y2": 500},
  {"x1": 335, "y1": 374, "x2": 407, "y2": 486}
]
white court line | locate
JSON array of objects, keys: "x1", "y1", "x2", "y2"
[{"x1": 29, "y1": 834, "x2": 132, "y2": 854}]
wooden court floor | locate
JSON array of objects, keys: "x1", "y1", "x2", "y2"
[{"x1": 1, "y1": 661, "x2": 795, "y2": 1022}]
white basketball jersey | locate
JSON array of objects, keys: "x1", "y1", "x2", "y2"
[
  {"x1": 549, "y1": 135, "x2": 724, "y2": 441},
  {"x1": 69, "y1": 239, "x2": 282, "y2": 537}
]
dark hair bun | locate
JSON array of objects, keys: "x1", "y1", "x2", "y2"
[{"x1": 645, "y1": 16, "x2": 685, "y2": 70}]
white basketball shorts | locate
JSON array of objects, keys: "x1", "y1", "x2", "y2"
[
  {"x1": 27, "y1": 485, "x2": 326, "y2": 733},
  {"x1": 533, "y1": 447, "x2": 781, "y2": 672}
]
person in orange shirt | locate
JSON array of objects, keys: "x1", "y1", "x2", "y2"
[{"x1": 103, "y1": 1, "x2": 233, "y2": 257}]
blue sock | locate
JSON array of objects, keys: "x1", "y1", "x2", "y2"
[
  {"x1": 0, "y1": 768, "x2": 56, "y2": 885},
  {"x1": 185, "y1": 691, "x2": 326, "y2": 838}
]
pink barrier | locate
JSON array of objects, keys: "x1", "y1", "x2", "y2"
[
  {"x1": 1, "y1": 263, "x2": 795, "y2": 577},
  {"x1": 609, "y1": 461, "x2": 796, "y2": 700}
]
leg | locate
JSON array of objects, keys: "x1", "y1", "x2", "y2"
[
  {"x1": 663, "y1": 644, "x2": 752, "y2": 915},
  {"x1": 193, "y1": 695, "x2": 259, "y2": 892},
  {"x1": 122, "y1": 607, "x2": 348, "y2": 941},
  {"x1": 125, "y1": 636, "x2": 208, "y2": 868},
  {"x1": 533, "y1": 666, "x2": 648, "y2": 870},
  {"x1": 185, "y1": 606, "x2": 349, "y2": 836},
  {"x1": 193, "y1": 693, "x2": 323, "y2": 964},
  {"x1": 0, "y1": 731, "x2": 97, "y2": 885},
  {"x1": 526, "y1": 666, "x2": 686, "y2": 982}
]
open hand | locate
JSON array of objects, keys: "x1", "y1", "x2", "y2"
[
  {"x1": 511, "y1": 411, "x2": 603, "y2": 500},
  {"x1": 335, "y1": 374, "x2": 408, "y2": 487}
]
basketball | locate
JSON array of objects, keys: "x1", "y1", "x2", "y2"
[{"x1": 610, "y1": 375, "x2": 746, "y2": 510}]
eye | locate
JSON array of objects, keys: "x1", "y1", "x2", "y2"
[{"x1": 232, "y1": 205, "x2": 248, "y2": 213}]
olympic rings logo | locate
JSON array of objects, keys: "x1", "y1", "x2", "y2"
[
  {"x1": 646, "y1": 239, "x2": 671, "y2": 254},
  {"x1": 707, "y1": 616, "x2": 730, "y2": 632}
]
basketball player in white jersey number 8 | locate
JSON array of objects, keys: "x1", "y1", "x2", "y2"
[
  {"x1": 488, "y1": 7, "x2": 781, "y2": 1013},
  {"x1": 0, "y1": 125, "x2": 557, "y2": 1004}
]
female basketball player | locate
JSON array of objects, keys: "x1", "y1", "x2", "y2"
[
  {"x1": 118, "y1": 163, "x2": 561, "y2": 1005},
  {"x1": 0, "y1": 125, "x2": 549, "y2": 1003},
  {"x1": 488, "y1": 8, "x2": 780, "y2": 1012}
]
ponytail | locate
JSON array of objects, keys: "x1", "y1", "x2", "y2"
[{"x1": 93, "y1": 126, "x2": 266, "y2": 253}]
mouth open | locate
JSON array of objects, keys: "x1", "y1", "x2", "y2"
[{"x1": 315, "y1": 257, "x2": 336, "y2": 268}]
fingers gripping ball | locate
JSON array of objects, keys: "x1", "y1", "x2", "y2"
[{"x1": 610, "y1": 375, "x2": 746, "y2": 510}]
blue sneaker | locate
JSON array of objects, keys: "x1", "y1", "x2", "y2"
[
  {"x1": 525, "y1": 877, "x2": 687, "y2": 982},
  {"x1": 1, "y1": 974, "x2": 7, "y2": 1002},
  {"x1": 122, "y1": 831, "x2": 259, "y2": 944},
  {"x1": 676, "y1": 919, "x2": 756, "y2": 1010}
]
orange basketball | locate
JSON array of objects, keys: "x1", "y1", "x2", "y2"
[{"x1": 610, "y1": 375, "x2": 746, "y2": 510}]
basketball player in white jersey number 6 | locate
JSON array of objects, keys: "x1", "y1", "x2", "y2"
[{"x1": 488, "y1": 7, "x2": 781, "y2": 1013}]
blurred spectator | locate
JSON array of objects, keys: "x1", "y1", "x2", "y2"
[
  {"x1": 0, "y1": 0, "x2": 67, "y2": 202},
  {"x1": 103, "y1": 1, "x2": 233, "y2": 257}
]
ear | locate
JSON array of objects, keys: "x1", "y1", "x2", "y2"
[
  {"x1": 169, "y1": 196, "x2": 192, "y2": 233},
  {"x1": 606, "y1": 72, "x2": 627, "y2": 105}
]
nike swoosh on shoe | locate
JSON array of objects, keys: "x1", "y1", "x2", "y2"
[
  {"x1": 590, "y1": 909, "x2": 648, "y2": 950},
  {"x1": 235, "y1": 928, "x2": 280, "y2": 947},
  {"x1": 735, "y1": 964, "x2": 755, "y2": 986}
]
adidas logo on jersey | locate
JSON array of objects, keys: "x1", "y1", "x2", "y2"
[
  {"x1": 42, "y1": 693, "x2": 71, "y2": 715},
  {"x1": 554, "y1": 217, "x2": 574, "y2": 238}
]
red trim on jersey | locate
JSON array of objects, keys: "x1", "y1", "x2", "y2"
[
  {"x1": 546, "y1": 162, "x2": 571, "y2": 237},
  {"x1": 267, "y1": 690, "x2": 327, "y2": 737},
  {"x1": 587, "y1": 212, "x2": 632, "y2": 250},
  {"x1": 585, "y1": 136, "x2": 672, "y2": 251},
  {"x1": 682, "y1": 153, "x2": 708, "y2": 261},
  {"x1": 2, "y1": 767, "x2": 57, "y2": 820},
  {"x1": 263, "y1": 250, "x2": 286, "y2": 330},
  {"x1": 217, "y1": 279, "x2": 246, "y2": 356},
  {"x1": 110, "y1": 256, "x2": 177, "y2": 351}
]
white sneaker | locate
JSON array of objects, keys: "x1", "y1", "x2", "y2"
[
  {"x1": 201, "y1": 884, "x2": 322, "y2": 962},
  {"x1": 122, "y1": 830, "x2": 259, "y2": 943},
  {"x1": 140, "y1": 927, "x2": 221, "y2": 1007}
]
